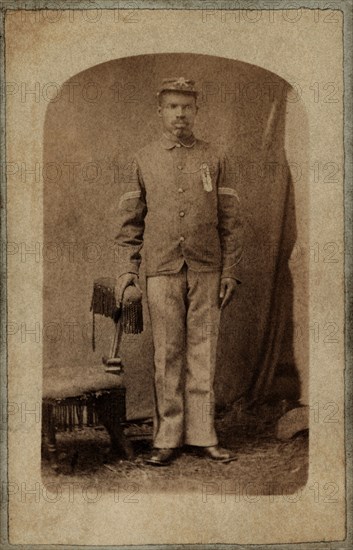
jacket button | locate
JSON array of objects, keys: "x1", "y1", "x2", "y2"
[
  {"x1": 175, "y1": 143, "x2": 181, "y2": 148},
  {"x1": 179, "y1": 211, "x2": 185, "y2": 217},
  {"x1": 178, "y1": 188, "x2": 184, "y2": 193},
  {"x1": 179, "y1": 236, "x2": 185, "y2": 242}
]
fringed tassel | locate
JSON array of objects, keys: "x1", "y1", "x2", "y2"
[
  {"x1": 48, "y1": 392, "x2": 126, "y2": 434},
  {"x1": 122, "y1": 301, "x2": 143, "y2": 334},
  {"x1": 87, "y1": 402, "x2": 94, "y2": 427},
  {"x1": 52, "y1": 402, "x2": 100, "y2": 431},
  {"x1": 76, "y1": 404, "x2": 84, "y2": 430},
  {"x1": 90, "y1": 278, "x2": 121, "y2": 351},
  {"x1": 90, "y1": 278, "x2": 119, "y2": 319}
]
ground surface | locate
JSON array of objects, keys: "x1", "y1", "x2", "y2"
[{"x1": 42, "y1": 405, "x2": 308, "y2": 496}]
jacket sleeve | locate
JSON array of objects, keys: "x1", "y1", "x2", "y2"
[
  {"x1": 217, "y1": 152, "x2": 244, "y2": 283},
  {"x1": 115, "y1": 157, "x2": 147, "y2": 278}
]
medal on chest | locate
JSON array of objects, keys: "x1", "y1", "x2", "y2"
[{"x1": 200, "y1": 163, "x2": 213, "y2": 192}]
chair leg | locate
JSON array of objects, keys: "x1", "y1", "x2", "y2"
[
  {"x1": 42, "y1": 402, "x2": 59, "y2": 471},
  {"x1": 95, "y1": 394, "x2": 133, "y2": 460}
]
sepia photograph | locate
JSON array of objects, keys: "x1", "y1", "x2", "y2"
[
  {"x1": 41, "y1": 53, "x2": 308, "y2": 493},
  {"x1": 2, "y1": 2, "x2": 350, "y2": 547}
]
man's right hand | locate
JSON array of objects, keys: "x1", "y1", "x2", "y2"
[{"x1": 115, "y1": 273, "x2": 142, "y2": 303}]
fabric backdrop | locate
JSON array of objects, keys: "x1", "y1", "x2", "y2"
[{"x1": 43, "y1": 54, "x2": 307, "y2": 419}]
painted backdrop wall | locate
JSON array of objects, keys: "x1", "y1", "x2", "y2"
[{"x1": 43, "y1": 53, "x2": 308, "y2": 419}]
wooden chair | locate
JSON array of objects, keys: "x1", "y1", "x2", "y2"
[{"x1": 42, "y1": 278, "x2": 143, "y2": 471}]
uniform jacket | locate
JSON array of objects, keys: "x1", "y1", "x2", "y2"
[{"x1": 115, "y1": 133, "x2": 243, "y2": 281}]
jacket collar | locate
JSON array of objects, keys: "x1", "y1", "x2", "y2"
[{"x1": 160, "y1": 132, "x2": 196, "y2": 149}]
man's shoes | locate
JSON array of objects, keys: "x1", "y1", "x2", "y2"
[
  {"x1": 201, "y1": 445, "x2": 237, "y2": 463},
  {"x1": 145, "y1": 448, "x2": 177, "y2": 466}
]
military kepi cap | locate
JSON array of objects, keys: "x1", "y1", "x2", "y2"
[{"x1": 157, "y1": 77, "x2": 199, "y2": 97}]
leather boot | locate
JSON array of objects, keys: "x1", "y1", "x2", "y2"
[
  {"x1": 145, "y1": 448, "x2": 177, "y2": 466},
  {"x1": 201, "y1": 445, "x2": 237, "y2": 463}
]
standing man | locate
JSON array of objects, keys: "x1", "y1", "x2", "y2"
[{"x1": 115, "y1": 78, "x2": 243, "y2": 465}]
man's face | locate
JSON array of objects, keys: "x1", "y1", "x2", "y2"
[{"x1": 157, "y1": 92, "x2": 198, "y2": 139}]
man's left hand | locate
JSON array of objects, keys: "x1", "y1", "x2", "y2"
[{"x1": 219, "y1": 277, "x2": 238, "y2": 309}]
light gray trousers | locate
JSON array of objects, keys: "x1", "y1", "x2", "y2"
[{"x1": 146, "y1": 265, "x2": 221, "y2": 448}]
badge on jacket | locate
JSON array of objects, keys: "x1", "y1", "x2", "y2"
[{"x1": 201, "y1": 163, "x2": 213, "y2": 192}]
